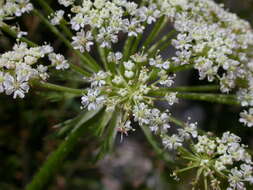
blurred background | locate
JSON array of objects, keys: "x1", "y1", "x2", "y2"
[{"x1": 0, "y1": 0, "x2": 253, "y2": 189}]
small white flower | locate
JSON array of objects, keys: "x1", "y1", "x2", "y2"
[
  {"x1": 107, "y1": 52, "x2": 122, "y2": 63},
  {"x1": 3, "y1": 73, "x2": 29, "y2": 99},
  {"x1": 133, "y1": 103, "x2": 151, "y2": 125},
  {"x1": 0, "y1": 71, "x2": 5, "y2": 93},
  {"x1": 178, "y1": 122, "x2": 198, "y2": 139},
  {"x1": 124, "y1": 70, "x2": 134, "y2": 78},
  {"x1": 162, "y1": 134, "x2": 183, "y2": 150},
  {"x1": 239, "y1": 108, "x2": 253, "y2": 127},
  {"x1": 58, "y1": 0, "x2": 74, "y2": 7},
  {"x1": 48, "y1": 53, "x2": 69, "y2": 70},
  {"x1": 165, "y1": 92, "x2": 178, "y2": 106},
  {"x1": 72, "y1": 30, "x2": 94, "y2": 52},
  {"x1": 123, "y1": 61, "x2": 135, "y2": 70},
  {"x1": 81, "y1": 89, "x2": 105, "y2": 111},
  {"x1": 50, "y1": 10, "x2": 64, "y2": 25}
]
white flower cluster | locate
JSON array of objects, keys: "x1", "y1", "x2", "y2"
[
  {"x1": 162, "y1": 121, "x2": 198, "y2": 150},
  {"x1": 0, "y1": 0, "x2": 33, "y2": 22},
  {"x1": 58, "y1": 0, "x2": 161, "y2": 50},
  {"x1": 80, "y1": 51, "x2": 179, "y2": 136},
  {"x1": 163, "y1": 0, "x2": 253, "y2": 92},
  {"x1": 0, "y1": 42, "x2": 53, "y2": 98},
  {"x1": 150, "y1": 0, "x2": 253, "y2": 129},
  {"x1": 174, "y1": 132, "x2": 253, "y2": 190},
  {"x1": 0, "y1": 42, "x2": 69, "y2": 99}
]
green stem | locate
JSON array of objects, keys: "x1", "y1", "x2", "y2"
[
  {"x1": 25, "y1": 108, "x2": 104, "y2": 190},
  {"x1": 0, "y1": 23, "x2": 37, "y2": 47},
  {"x1": 148, "y1": 29, "x2": 176, "y2": 57},
  {"x1": 143, "y1": 16, "x2": 167, "y2": 50},
  {"x1": 33, "y1": 81, "x2": 85, "y2": 95},
  {"x1": 177, "y1": 93, "x2": 239, "y2": 105},
  {"x1": 69, "y1": 64, "x2": 91, "y2": 77},
  {"x1": 169, "y1": 116, "x2": 186, "y2": 128},
  {"x1": 149, "y1": 91, "x2": 239, "y2": 105},
  {"x1": 123, "y1": 36, "x2": 135, "y2": 61},
  {"x1": 168, "y1": 63, "x2": 194, "y2": 72},
  {"x1": 32, "y1": 9, "x2": 100, "y2": 72},
  {"x1": 160, "y1": 85, "x2": 220, "y2": 92},
  {"x1": 141, "y1": 125, "x2": 174, "y2": 163},
  {"x1": 34, "y1": 0, "x2": 73, "y2": 38}
]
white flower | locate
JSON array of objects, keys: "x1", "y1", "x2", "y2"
[
  {"x1": 228, "y1": 168, "x2": 245, "y2": 190},
  {"x1": 81, "y1": 89, "x2": 105, "y2": 111},
  {"x1": 124, "y1": 70, "x2": 134, "y2": 78},
  {"x1": 48, "y1": 53, "x2": 69, "y2": 70},
  {"x1": 123, "y1": 61, "x2": 135, "y2": 70},
  {"x1": 89, "y1": 71, "x2": 108, "y2": 88},
  {"x1": 107, "y1": 52, "x2": 122, "y2": 63},
  {"x1": 162, "y1": 134, "x2": 183, "y2": 150},
  {"x1": 72, "y1": 30, "x2": 94, "y2": 52},
  {"x1": 15, "y1": 0, "x2": 33, "y2": 17},
  {"x1": 133, "y1": 103, "x2": 151, "y2": 125},
  {"x1": 149, "y1": 109, "x2": 170, "y2": 133},
  {"x1": 94, "y1": 0, "x2": 106, "y2": 9},
  {"x1": 3, "y1": 73, "x2": 29, "y2": 99},
  {"x1": 178, "y1": 122, "x2": 198, "y2": 139},
  {"x1": 50, "y1": 10, "x2": 64, "y2": 25},
  {"x1": 149, "y1": 56, "x2": 170, "y2": 70},
  {"x1": 36, "y1": 65, "x2": 49, "y2": 80},
  {"x1": 97, "y1": 27, "x2": 118, "y2": 48},
  {"x1": 239, "y1": 108, "x2": 253, "y2": 127},
  {"x1": 0, "y1": 71, "x2": 5, "y2": 93},
  {"x1": 126, "y1": 18, "x2": 144, "y2": 37},
  {"x1": 165, "y1": 92, "x2": 178, "y2": 106},
  {"x1": 58, "y1": 0, "x2": 74, "y2": 7}
]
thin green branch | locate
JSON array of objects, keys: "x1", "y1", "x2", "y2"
[
  {"x1": 168, "y1": 116, "x2": 186, "y2": 128},
  {"x1": 160, "y1": 85, "x2": 220, "y2": 92},
  {"x1": 143, "y1": 16, "x2": 167, "y2": 50},
  {"x1": 148, "y1": 29, "x2": 177, "y2": 57},
  {"x1": 168, "y1": 63, "x2": 194, "y2": 72},
  {"x1": 33, "y1": 81, "x2": 85, "y2": 95},
  {"x1": 0, "y1": 22, "x2": 37, "y2": 47},
  {"x1": 177, "y1": 93, "x2": 239, "y2": 105},
  {"x1": 34, "y1": 0, "x2": 73, "y2": 38},
  {"x1": 141, "y1": 125, "x2": 174, "y2": 163},
  {"x1": 149, "y1": 90, "x2": 239, "y2": 105},
  {"x1": 130, "y1": 33, "x2": 143, "y2": 56},
  {"x1": 123, "y1": 36, "x2": 135, "y2": 61}
]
